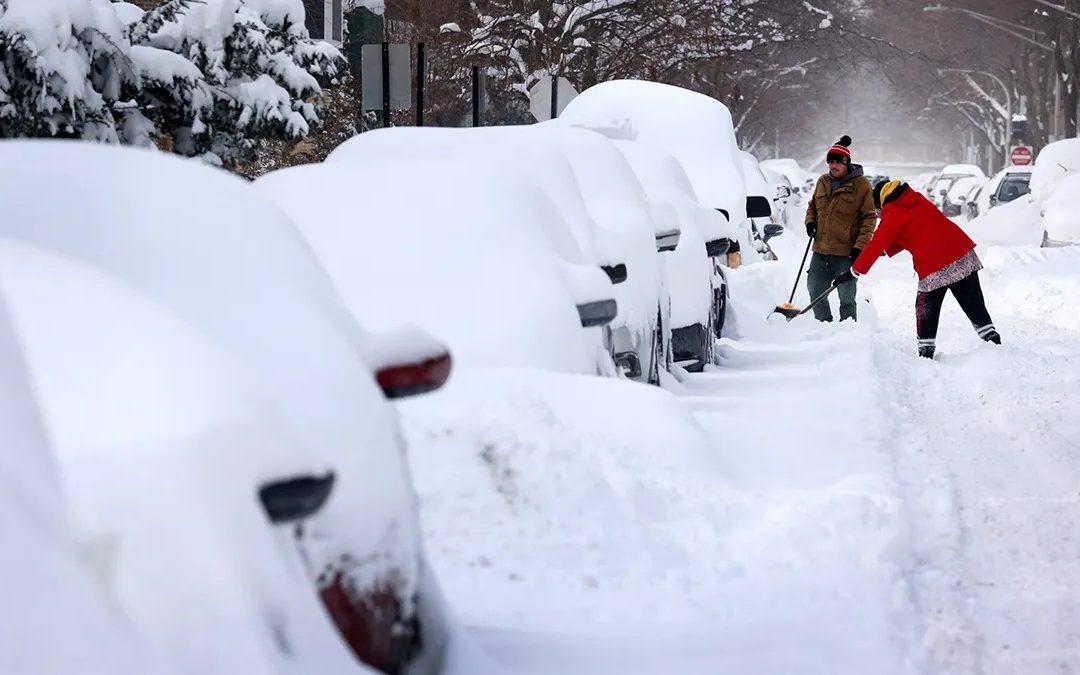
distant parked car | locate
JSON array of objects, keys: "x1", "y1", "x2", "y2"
[
  {"x1": 0, "y1": 140, "x2": 450, "y2": 675},
  {"x1": 557, "y1": 79, "x2": 774, "y2": 266},
  {"x1": 930, "y1": 163, "x2": 986, "y2": 208},
  {"x1": 967, "y1": 166, "x2": 1034, "y2": 220},
  {"x1": 943, "y1": 175, "x2": 985, "y2": 218}
]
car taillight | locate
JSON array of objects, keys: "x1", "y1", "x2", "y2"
[{"x1": 376, "y1": 352, "x2": 452, "y2": 399}]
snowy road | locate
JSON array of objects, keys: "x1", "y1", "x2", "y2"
[{"x1": 403, "y1": 236, "x2": 1080, "y2": 674}]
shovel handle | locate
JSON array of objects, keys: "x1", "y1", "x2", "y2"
[
  {"x1": 788, "y1": 236, "x2": 814, "y2": 304},
  {"x1": 796, "y1": 282, "x2": 840, "y2": 317}
]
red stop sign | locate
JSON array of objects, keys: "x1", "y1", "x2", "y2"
[{"x1": 1010, "y1": 145, "x2": 1033, "y2": 166}]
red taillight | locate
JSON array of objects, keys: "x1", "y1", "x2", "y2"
[{"x1": 375, "y1": 352, "x2": 452, "y2": 399}]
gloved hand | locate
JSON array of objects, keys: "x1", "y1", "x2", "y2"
[
  {"x1": 833, "y1": 270, "x2": 855, "y2": 286},
  {"x1": 849, "y1": 247, "x2": 862, "y2": 263},
  {"x1": 805, "y1": 221, "x2": 816, "y2": 238}
]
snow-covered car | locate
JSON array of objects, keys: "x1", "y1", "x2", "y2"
[
  {"x1": 1032, "y1": 138, "x2": 1080, "y2": 246},
  {"x1": 0, "y1": 141, "x2": 450, "y2": 675},
  {"x1": 254, "y1": 156, "x2": 618, "y2": 377},
  {"x1": 0, "y1": 237, "x2": 374, "y2": 674},
  {"x1": 0, "y1": 285, "x2": 175, "y2": 675},
  {"x1": 611, "y1": 139, "x2": 738, "y2": 370},
  {"x1": 327, "y1": 125, "x2": 668, "y2": 385},
  {"x1": 929, "y1": 163, "x2": 986, "y2": 207},
  {"x1": 557, "y1": 79, "x2": 774, "y2": 266},
  {"x1": 943, "y1": 175, "x2": 986, "y2": 218},
  {"x1": 739, "y1": 151, "x2": 786, "y2": 260},
  {"x1": 760, "y1": 158, "x2": 812, "y2": 198}
]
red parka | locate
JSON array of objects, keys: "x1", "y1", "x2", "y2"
[{"x1": 852, "y1": 185, "x2": 975, "y2": 279}]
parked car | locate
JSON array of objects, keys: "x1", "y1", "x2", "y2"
[
  {"x1": 255, "y1": 156, "x2": 618, "y2": 377},
  {"x1": 929, "y1": 163, "x2": 986, "y2": 208},
  {"x1": 1032, "y1": 138, "x2": 1080, "y2": 246},
  {"x1": 0, "y1": 236, "x2": 377, "y2": 674},
  {"x1": 557, "y1": 79, "x2": 774, "y2": 266},
  {"x1": 327, "y1": 125, "x2": 667, "y2": 385},
  {"x1": 611, "y1": 139, "x2": 738, "y2": 370},
  {"x1": 0, "y1": 141, "x2": 450, "y2": 675},
  {"x1": 943, "y1": 175, "x2": 985, "y2": 218},
  {"x1": 967, "y1": 165, "x2": 1034, "y2": 221},
  {"x1": 739, "y1": 151, "x2": 786, "y2": 260},
  {"x1": 0, "y1": 282, "x2": 175, "y2": 675}
]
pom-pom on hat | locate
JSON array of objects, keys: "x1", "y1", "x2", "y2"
[{"x1": 826, "y1": 135, "x2": 852, "y2": 165}]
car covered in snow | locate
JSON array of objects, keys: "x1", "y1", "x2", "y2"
[
  {"x1": 557, "y1": 79, "x2": 775, "y2": 266},
  {"x1": 611, "y1": 139, "x2": 738, "y2": 370},
  {"x1": 1032, "y1": 138, "x2": 1080, "y2": 246},
  {"x1": 0, "y1": 141, "x2": 450, "y2": 675},
  {"x1": 0, "y1": 237, "x2": 376, "y2": 674},
  {"x1": 929, "y1": 163, "x2": 986, "y2": 208},
  {"x1": 255, "y1": 155, "x2": 618, "y2": 377},
  {"x1": 739, "y1": 151, "x2": 786, "y2": 260},
  {"x1": 942, "y1": 175, "x2": 986, "y2": 218},
  {"x1": 326, "y1": 125, "x2": 668, "y2": 385},
  {"x1": 965, "y1": 165, "x2": 1033, "y2": 221}
]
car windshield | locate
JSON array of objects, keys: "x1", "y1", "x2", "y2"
[{"x1": 996, "y1": 174, "x2": 1031, "y2": 203}]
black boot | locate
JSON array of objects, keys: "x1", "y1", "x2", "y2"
[
  {"x1": 977, "y1": 324, "x2": 1001, "y2": 344},
  {"x1": 919, "y1": 346, "x2": 936, "y2": 360}
]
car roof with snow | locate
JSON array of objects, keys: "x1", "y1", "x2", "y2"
[
  {"x1": 1032, "y1": 137, "x2": 1080, "y2": 199},
  {"x1": 940, "y1": 163, "x2": 987, "y2": 178},
  {"x1": 326, "y1": 126, "x2": 610, "y2": 266},
  {"x1": 557, "y1": 79, "x2": 748, "y2": 224},
  {"x1": 256, "y1": 158, "x2": 599, "y2": 375}
]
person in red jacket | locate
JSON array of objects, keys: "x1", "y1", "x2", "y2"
[{"x1": 832, "y1": 179, "x2": 1001, "y2": 359}]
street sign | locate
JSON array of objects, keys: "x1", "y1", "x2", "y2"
[
  {"x1": 528, "y1": 76, "x2": 578, "y2": 122},
  {"x1": 1010, "y1": 145, "x2": 1033, "y2": 166},
  {"x1": 361, "y1": 43, "x2": 411, "y2": 111}
]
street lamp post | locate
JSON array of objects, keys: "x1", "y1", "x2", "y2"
[{"x1": 939, "y1": 68, "x2": 1012, "y2": 168}]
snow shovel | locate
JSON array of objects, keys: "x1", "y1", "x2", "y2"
[
  {"x1": 777, "y1": 282, "x2": 842, "y2": 320},
  {"x1": 772, "y1": 236, "x2": 814, "y2": 320}
]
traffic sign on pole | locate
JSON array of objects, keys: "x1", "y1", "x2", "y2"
[
  {"x1": 528, "y1": 76, "x2": 578, "y2": 122},
  {"x1": 1010, "y1": 145, "x2": 1033, "y2": 166}
]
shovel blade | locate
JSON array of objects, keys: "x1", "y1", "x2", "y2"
[{"x1": 773, "y1": 305, "x2": 802, "y2": 320}]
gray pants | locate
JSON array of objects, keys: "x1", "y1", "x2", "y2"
[{"x1": 807, "y1": 253, "x2": 857, "y2": 322}]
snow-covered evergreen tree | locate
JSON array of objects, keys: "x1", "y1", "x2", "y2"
[
  {"x1": 0, "y1": 0, "x2": 139, "y2": 141},
  {"x1": 126, "y1": 0, "x2": 346, "y2": 161}
]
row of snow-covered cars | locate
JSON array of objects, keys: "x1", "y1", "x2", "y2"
[
  {"x1": 1, "y1": 81, "x2": 788, "y2": 674},
  {"x1": 914, "y1": 138, "x2": 1080, "y2": 247}
]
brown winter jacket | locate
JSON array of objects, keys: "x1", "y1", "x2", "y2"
[{"x1": 805, "y1": 164, "x2": 878, "y2": 256}]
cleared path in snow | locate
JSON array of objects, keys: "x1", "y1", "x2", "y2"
[{"x1": 864, "y1": 246, "x2": 1080, "y2": 675}]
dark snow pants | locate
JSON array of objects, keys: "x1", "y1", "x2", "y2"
[
  {"x1": 915, "y1": 271, "x2": 1000, "y2": 358},
  {"x1": 807, "y1": 253, "x2": 857, "y2": 322}
]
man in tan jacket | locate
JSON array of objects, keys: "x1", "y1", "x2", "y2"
[{"x1": 804, "y1": 135, "x2": 878, "y2": 321}]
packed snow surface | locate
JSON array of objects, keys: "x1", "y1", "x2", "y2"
[{"x1": 404, "y1": 227, "x2": 1080, "y2": 673}]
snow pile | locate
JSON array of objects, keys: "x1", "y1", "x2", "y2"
[
  {"x1": 962, "y1": 194, "x2": 1044, "y2": 247},
  {"x1": 400, "y1": 369, "x2": 733, "y2": 629}
]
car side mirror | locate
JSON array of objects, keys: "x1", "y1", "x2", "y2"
[
  {"x1": 577, "y1": 299, "x2": 618, "y2": 327},
  {"x1": 777, "y1": 186, "x2": 792, "y2": 199},
  {"x1": 259, "y1": 473, "x2": 336, "y2": 524},
  {"x1": 763, "y1": 223, "x2": 784, "y2": 242},
  {"x1": 988, "y1": 194, "x2": 998, "y2": 205},
  {"x1": 746, "y1": 195, "x2": 772, "y2": 219},
  {"x1": 601, "y1": 263, "x2": 627, "y2": 284},
  {"x1": 705, "y1": 237, "x2": 732, "y2": 257}
]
